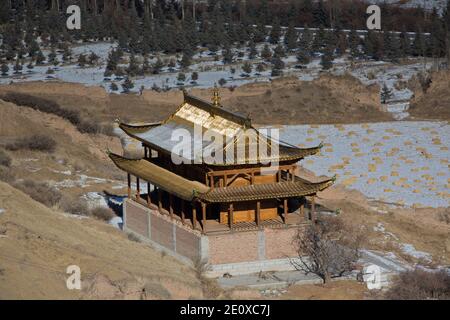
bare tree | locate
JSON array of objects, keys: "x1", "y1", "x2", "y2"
[{"x1": 292, "y1": 216, "x2": 366, "y2": 284}]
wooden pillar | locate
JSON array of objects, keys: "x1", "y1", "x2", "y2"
[
  {"x1": 224, "y1": 174, "x2": 228, "y2": 186},
  {"x1": 136, "y1": 177, "x2": 140, "y2": 200},
  {"x1": 300, "y1": 202, "x2": 305, "y2": 219},
  {"x1": 157, "y1": 188, "x2": 162, "y2": 212},
  {"x1": 311, "y1": 195, "x2": 316, "y2": 223},
  {"x1": 256, "y1": 201, "x2": 261, "y2": 226},
  {"x1": 292, "y1": 165, "x2": 296, "y2": 181},
  {"x1": 283, "y1": 198, "x2": 288, "y2": 223},
  {"x1": 147, "y1": 182, "x2": 152, "y2": 207},
  {"x1": 277, "y1": 170, "x2": 281, "y2": 182},
  {"x1": 181, "y1": 200, "x2": 185, "y2": 225},
  {"x1": 229, "y1": 203, "x2": 234, "y2": 230},
  {"x1": 201, "y1": 202, "x2": 207, "y2": 233},
  {"x1": 192, "y1": 203, "x2": 197, "y2": 230},
  {"x1": 251, "y1": 171, "x2": 255, "y2": 185},
  {"x1": 127, "y1": 173, "x2": 131, "y2": 198},
  {"x1": 210, "y1": 175, "x2": 214, "y2": 189},
  {"x1": 169, "y1": 194, "x2": 174, "y2": 218}
]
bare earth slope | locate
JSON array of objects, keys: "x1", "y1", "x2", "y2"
[
  {"x1": 409, "y1": 70, "x2": 450, "y2": 121},
  {"x1": 0, "y1": 181, "x2": 202, "y2": 299},
  {"x1": 0, "y1": 74, "x2": 389, "y2": 125}
]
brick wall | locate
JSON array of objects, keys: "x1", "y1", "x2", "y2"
[
  {"x1": 265, "y1": 227, "x2": 299, "y2": 259},
  {"x1": 176, "y1": 227, "x2": 201, "y2": 261},
  {"x1": 125, "y1": 200, "x2": 302, "y2": 272},
  {"x1": 125, "y1": 200, "x2": 149, "y2": 237},
  {"x1": 151, "y1": 215, "x2": 174, "y2": 250},
  {"x1": 208, "y1": 231, "x2": 259, "y2": 264}
]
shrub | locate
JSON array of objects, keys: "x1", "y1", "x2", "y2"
[
  {"x1": 0, "y1": 149, "x2": 11, "y2": 167},
  {"x1": 90, "y1": 207, "x2": 115, "y2": 221},
  {"x1": 0, "y1": 93, "x2": 81, "y2": 125},
  {"x1": 101, "y1": 123, "x2": 115, "y2": 136},
  {"x1": 60, "y1": 197, "x2": 90, "y2": 216},
  {"x1": 0, "y1": 166, "x2": 15, "y2": 182},
  {"x1": 6, "y1": 135, "x2": 57, "y2": 153},
  {"x1": 77, "y1": 119, "x2": 101, "y2": 134},
  {"x1": 127, "y1": 232, "x2": 141, "y2": 242},
  {"x1": 385, "y1": 268, "x2": 450, "y2": 300},
  {"x1": 14, "y1": 180, "x2": 61, "y2": 207}
]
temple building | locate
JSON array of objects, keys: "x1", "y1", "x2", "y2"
[{"x1": 109, "y1": 88, "x2": 334, "y2": 275}]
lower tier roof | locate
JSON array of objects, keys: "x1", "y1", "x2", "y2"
[{"x1": 109, "y1": 153, "x2": 334, "y2": 203}]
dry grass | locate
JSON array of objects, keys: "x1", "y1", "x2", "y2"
[
  {"x1": 0, "y1": 181, "x2": 202, "y2": 299},
  {"x1": 0, "y1": 166, "x2": 14, "y2": 183},
  {"x1": 90, "y1": 207, "x2": 115, "y2": 221},
  {"x1": 194, "y1": 257, "x2": 223, "y2": 299},
  {"x1": 13, "y1": 180, "x2": 62, "y2": 208},
  {"x1": 0, "y1": 149, "x2": 11, "y2": 167},
  {"x1": 60, "y1": 197, "x2": 90, "y2": 216},
  {"x1": 5, "y1": 135, "x2": 57, "y2": 153},
  {"x1": 385, "y1": 268, "x2": 450, "y2": 300}
]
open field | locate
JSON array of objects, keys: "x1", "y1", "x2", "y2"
[{"x1": 277, "y1": 121, "x2": 450, "y2": 208}]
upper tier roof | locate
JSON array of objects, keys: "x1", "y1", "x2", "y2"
[{"x1": 118, "y1": 90, "x2": 322, "y2": 166}]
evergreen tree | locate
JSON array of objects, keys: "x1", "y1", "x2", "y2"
[
  {"x1": 242, "y1": 61, "x2": 252, "y2": 74},
  {"x1": 388, "y1": 33, "x2": 402, "y2": 62},
  {"x1": 253, "y1": 22, "x2": 267, "y2": 43},
  {"x1": 248, "y1": 40, "x2": 258, "y2": 59},
  {"x1": 122, "y1": 77, "x2": 135, "y2": 93},
  {"x1": 412, "y1": 31, "x2": 426, "y2": 58},
  {"x1": 62, "y1": 46, "x2": 72, "y2": 63},
  {"x1": 13, "y1": 59, "x2": 23, "y2": 74},
  {"x1": 271, "y1": 57, "x2": 285, "y2": 76},
  {"x1": 48, "y1": 47, "x2": 57, "y2": 64},
  {"x1": 256, "y1": 63, "x2": 265, "y2": 73},
  {"x1": 399, "y1": 30, "x2": 412, "y2": 58},
  {"x1": 1, "y1": 63, "x2": 9, "y2": 76},
  {"x1": 284, "y1": 22, "x2": 298, "y2": 51},
  {"x1": 142, "y1": 55, "x2": 152, "y2": 74},
  {"x1": 88, "y1": 52, "x2": 99, "y2": 65},
  {"x1": 320, "y1": 44, "x2": 334, "y2": 70},
  {"x1": 28, "y1": 40, "x2": 40, "y2": 58},
  {"x1": 191, "y1": 72, "x2": 199, "y2": 82},
  {"x1": 78, "y1": 54, "x2": 87, "y2": 67},
  {"x1": 152, "y1": 57, "x2": 164, "y2": 74},
  {"x1": 297, "y1": 49, "x2": 310, "y2": 65},
  {"x1": 36, "y1": 50, "x2": 46, "y2": 65},
  {"x1": 313, "y1": 0, "x2": 329, "y2": 27},
  {"x1": 380, "y1": 83, "x2": 393, "y2": 104},
  {"x1": 273, "y1": 44, "x2": 286, "y2": 58},
  {"x1": 222, "y1": 46, "x2": 234, "y2": 64},
  {"x1": 127, "y1": 54, "x2": 140, "y2": 76},
  {"x1": 349, "y1": 29, "x2": 360, "y2": 60},
  {"x1": 110, "y1": 82, "x2": 118, "y2": 91},
  {"x1": 181, "y1": 51, "x2": 193, "y2": 69},
  {"x1": 177, "y1": 72, "x2": 186, "y2": 82},
  {"x1": 269, "y1": 18, "x2": 281, "y2": 44},
  {"x1": 261, "y1": 44, "x2": 272, "y2": 61}
]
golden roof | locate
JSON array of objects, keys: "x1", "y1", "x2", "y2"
[
  {"x1": 118, "y1": 91, "x2": 322, "y2": 166},
  {"x1": 109, "y1": 153, "x2": 334, "y2": 203}
]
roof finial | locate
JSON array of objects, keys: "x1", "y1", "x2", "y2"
[{"x1": 212, "y1": 83, "x2": 221, "y2": 107}]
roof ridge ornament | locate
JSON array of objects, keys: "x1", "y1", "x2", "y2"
[{"x1": 212, "y1": 83, "x2": 221, "y2": 107}]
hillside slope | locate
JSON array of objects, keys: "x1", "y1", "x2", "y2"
[
  {"x1": 0, "y1": 74, "x2": 390, "y2": 126},
  {"x1": 409, "y1": 70, "x2": 450, "y2": 121},
  {"x1": 0, "y1": 181, "x2": 202, "y2": 299}
]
